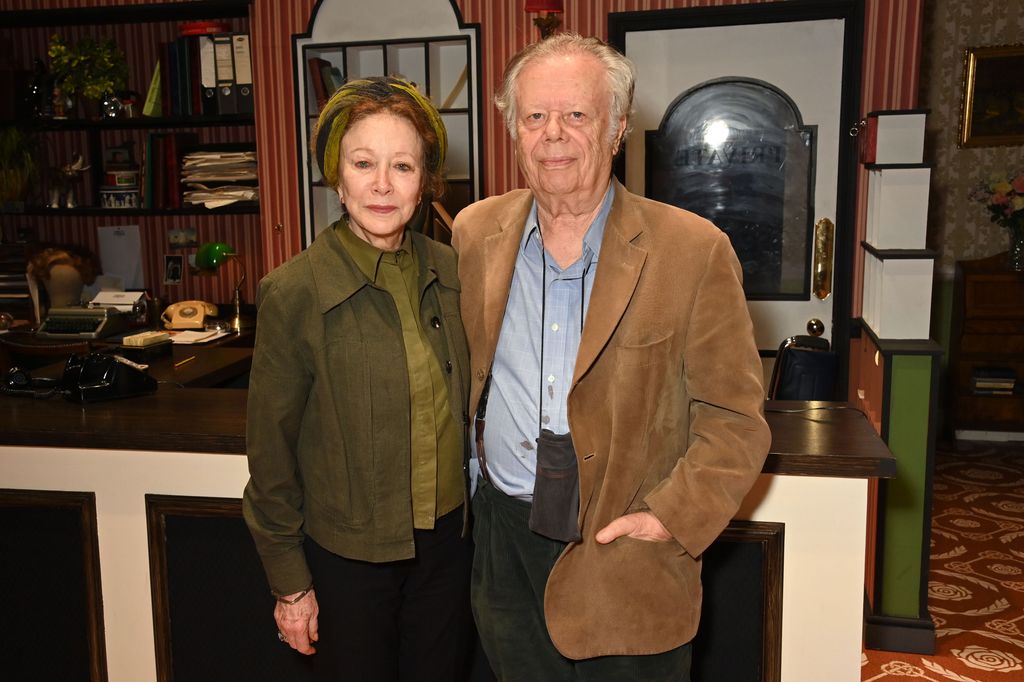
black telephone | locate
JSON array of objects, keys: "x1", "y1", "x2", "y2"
[
  {"x1": 2, "y1": 366, "x2": 60, "y2": 397},
  {"x1": 61, "y1": 353, "x2": 158, "y2": 403},
  {"x1": 2, "y1": 353, "x2": 158, "y2": 402}
]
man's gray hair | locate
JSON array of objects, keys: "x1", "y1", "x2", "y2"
[{"x1": 494, "y1": 33, "x2": 636, "y2": 145}]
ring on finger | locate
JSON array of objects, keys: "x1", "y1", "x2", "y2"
[{"x1": 277, "y1": 632, "x2": 288, "y2": 642}]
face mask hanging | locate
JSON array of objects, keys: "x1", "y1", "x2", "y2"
[
  {"x1": 527, "y1": 237, "x2": 583, "y2": 543},
  {"x1": 529, "y1": 429, "x2": 581, "y2": 542}
]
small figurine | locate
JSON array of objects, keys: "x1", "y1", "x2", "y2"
[{"x1": 49, "y1": 153, "x2": 90, "y2": 208}]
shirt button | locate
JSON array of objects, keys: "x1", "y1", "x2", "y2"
[
  {"x1": 551, "y1": 323, "x2": 559, "y2": 331},
  {"x1": 445, "y1": 360, "x2": 452, "y2": 374},
  {"x1": 547, "y1": 375, "x2": 555, "y2": 383},
  {"x1": 431, "y1": 316, "x2": 441, "y2": 329}
]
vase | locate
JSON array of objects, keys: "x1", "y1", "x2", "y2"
[{"x1": 1010, "y1": 224, "x2": 1024, "y2": 272}]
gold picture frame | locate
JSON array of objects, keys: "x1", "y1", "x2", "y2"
[{"x1": 959, "y1": 44, "x2": 1024, "y2": 148}]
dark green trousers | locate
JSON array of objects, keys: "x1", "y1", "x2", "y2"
[{"x1": 470, "y1": 478, "x2": 692, "y2": 682}]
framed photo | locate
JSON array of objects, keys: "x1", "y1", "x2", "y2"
[
  {"x1": 163, "y1": 255, "x2": 183, "y2": 285},
  {"x1": 167, "y1": 226, "x2": 197, "y2": 250},
  {"x1": 959, "y1": 44, "x2": 1024, "y2": 147}
]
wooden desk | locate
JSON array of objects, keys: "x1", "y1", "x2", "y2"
[
  {"x1": 0, "y1": 394, "x2": 892, "y2": 472},
  {"x1": 1, "y1": 342, "x2": 251, "y2": 453},
  {"x1": 0, "y1": 399, "x2": 892, "y2": 682}
]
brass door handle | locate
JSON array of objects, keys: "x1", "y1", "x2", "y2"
[{"x1": 812, "y1": 218, "x2": 835, "y2": 300}]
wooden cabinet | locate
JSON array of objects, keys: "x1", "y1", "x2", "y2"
[{"x1": 949, "y1": 252, "x2": 1024, "y2": 433}]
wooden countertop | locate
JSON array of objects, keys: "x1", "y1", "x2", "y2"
[
  {"x1": 762, "y1": 401, "x2": 896, "y2": 478},
  {"x1": 1, "y1": 370, "x2": 895, "y2": 478}
]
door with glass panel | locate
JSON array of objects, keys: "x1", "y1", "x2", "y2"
[{"x1": 611, "y1": 4, "x2": 860, "y2": 362}]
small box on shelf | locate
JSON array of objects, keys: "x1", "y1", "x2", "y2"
[
  {"x1": 861, "y1": 248, "x2": 935, "y2": 340},
  {"x1": 858, "y1": 109, "x2": 927, "y2": 165}
]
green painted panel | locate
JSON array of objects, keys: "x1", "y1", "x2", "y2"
[{"x1": 880, "y1": 353, "x2": 934, "y2": 618}]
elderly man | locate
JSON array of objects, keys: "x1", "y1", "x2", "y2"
[{"x1": 452, "y1": 33, "x2": 772, "y2": 681}]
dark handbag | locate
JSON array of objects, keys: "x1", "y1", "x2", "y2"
[{"x1": 529, "y1": 429, "x2": 582, "y2": 543}]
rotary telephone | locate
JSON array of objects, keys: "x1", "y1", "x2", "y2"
[{"x1": 162, "y1": 300, "x2": 218, "y2": 330}]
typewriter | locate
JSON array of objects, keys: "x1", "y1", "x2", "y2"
[{"x1": 37, "y1": 307, "x2": 130, "y2": 340}]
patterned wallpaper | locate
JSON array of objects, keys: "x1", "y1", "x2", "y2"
[{"x1": 922, "y1": 0, "x2": 1024, "y2": 276}]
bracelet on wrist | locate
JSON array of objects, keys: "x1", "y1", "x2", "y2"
[{"x1": 274, "y1": 586, "x2": 313, "y2": 605}]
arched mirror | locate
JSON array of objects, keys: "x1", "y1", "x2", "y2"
[{"x1": 292, "y1": 0, "x2": 482, "y2": 248}]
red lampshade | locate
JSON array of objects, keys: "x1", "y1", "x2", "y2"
[{"x1": 525, "y1": 0, "x2": 563, "y2": 13}]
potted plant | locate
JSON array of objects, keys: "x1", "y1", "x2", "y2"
[
  {"x1": 0, "y1": 126, "x2": 38, "y2": 210},
  {"x1": 47, "y1": 34, "x2": 128, "y2": 117}
]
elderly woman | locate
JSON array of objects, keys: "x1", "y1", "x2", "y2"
[{"x1": 243, "y1": 77, "x2": 471, "y2": 681}]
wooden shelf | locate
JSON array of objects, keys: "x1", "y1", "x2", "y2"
[
  {"x1": 18, "y1": 204, "x2": 259, "y2": 217},
  {"x1": 27, "y1": 114, "x2": 255, "y2": 131}
]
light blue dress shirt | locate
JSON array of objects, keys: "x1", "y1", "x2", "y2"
[{"x1": 476, "y1": 184, "x2": 614, "y2": 500}]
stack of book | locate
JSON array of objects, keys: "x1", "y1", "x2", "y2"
[
  {"x1": 307, "y1": 57, "x2": 344, "y2": 110},
  {"x1": 142, "y1": 132, "x2": 197, "y2": 209},
  {"x1": 181, "y1": 147, "x2": 258, "y2": 209},
  {"x1": 971, "y1": 367, "x2": 1017, "y2": 396},
  {"x1": 147, "y1": 23, "x2": 253, "y2": 118}
]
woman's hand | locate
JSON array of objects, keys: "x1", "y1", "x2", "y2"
[{"x1": 274, "y1": 588, "x2": 319, "y2": 655}]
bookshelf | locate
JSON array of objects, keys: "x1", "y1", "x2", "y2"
[
  {"x1": 0, "y1": 0, "x2": 260, "y2": 305},
  {"x1": 3, "y1": 1, "x2": 255, "y2": 216}
]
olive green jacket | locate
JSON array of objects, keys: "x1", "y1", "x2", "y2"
[{"x1": 242, "y1": 223, "x2": 470, "y2": 595}]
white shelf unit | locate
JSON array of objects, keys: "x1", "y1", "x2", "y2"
[{"x1": 859, "y1": 109, "x2": 934, "y2": 341}]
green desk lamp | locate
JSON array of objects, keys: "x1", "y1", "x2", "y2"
[{"x1": 193, "y1": 241, "x2": 254, "y2": 332}]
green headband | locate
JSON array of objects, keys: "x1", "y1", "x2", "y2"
[{"x1": 314, "y1": 76, "x2": 447, "y2": 188}]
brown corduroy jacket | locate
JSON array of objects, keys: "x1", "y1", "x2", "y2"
[{"x1": 452, "y1": 180, "x2": 771, "y2": 659}]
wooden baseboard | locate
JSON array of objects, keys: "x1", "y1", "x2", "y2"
[{"x1": 864, "y1": 613, "x2": 936, "y2": 654}]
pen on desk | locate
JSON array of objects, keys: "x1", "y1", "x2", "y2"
[{"x1": 174, "y1": 355, "x2": 196, "y2": 369}]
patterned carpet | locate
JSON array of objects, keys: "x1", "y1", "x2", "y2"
[{"x1": 862, "y1": 440, "x2": 1024, "y2": 681}]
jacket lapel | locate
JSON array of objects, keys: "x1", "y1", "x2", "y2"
[
  {"x1": 573, "y1": 182, "x2": 647, "y2": 386},
  {"x1": 307, "y1": 222, "x2": 369, "y2": 314}
]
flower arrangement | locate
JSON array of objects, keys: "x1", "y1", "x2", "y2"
[
  {"x1": 970, "y1": 170, "x2": 1024, "y2": 270},
  {"x1": 47, "y1": 34, "x2": 128, "y2": 101},
  {"x1": 970, "y1": 170, "x2": 1024, "y2": 230}
]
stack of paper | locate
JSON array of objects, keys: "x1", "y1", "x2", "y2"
[
  {"x1": 169, "y1": 329, "x2": 230, "y2": 344},
  {"x1": 182, "y1": 149, "x2": 258, "y2": 209}
]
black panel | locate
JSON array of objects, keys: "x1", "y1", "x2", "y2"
[
  {"x1": 151, "y1": 499, "x2": 315, "y2": 681},
  {"x1": 693, "y1": 522, "x2": 784, "y2": 682},
  {"x1": 0, "y1": 491, "x2": 103, "y2": 682}
]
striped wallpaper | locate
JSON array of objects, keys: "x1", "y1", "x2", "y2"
[{"x1": 2, "y1": 0, "x2": 924, "y2": 314}]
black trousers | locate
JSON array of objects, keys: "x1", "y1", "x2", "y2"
[
  {"x1": 471, "y1": 479, "x2": 692, "y2": 682},
  {"x1": 304, "y1": 507, "x2": 473, "y2": 682}
]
